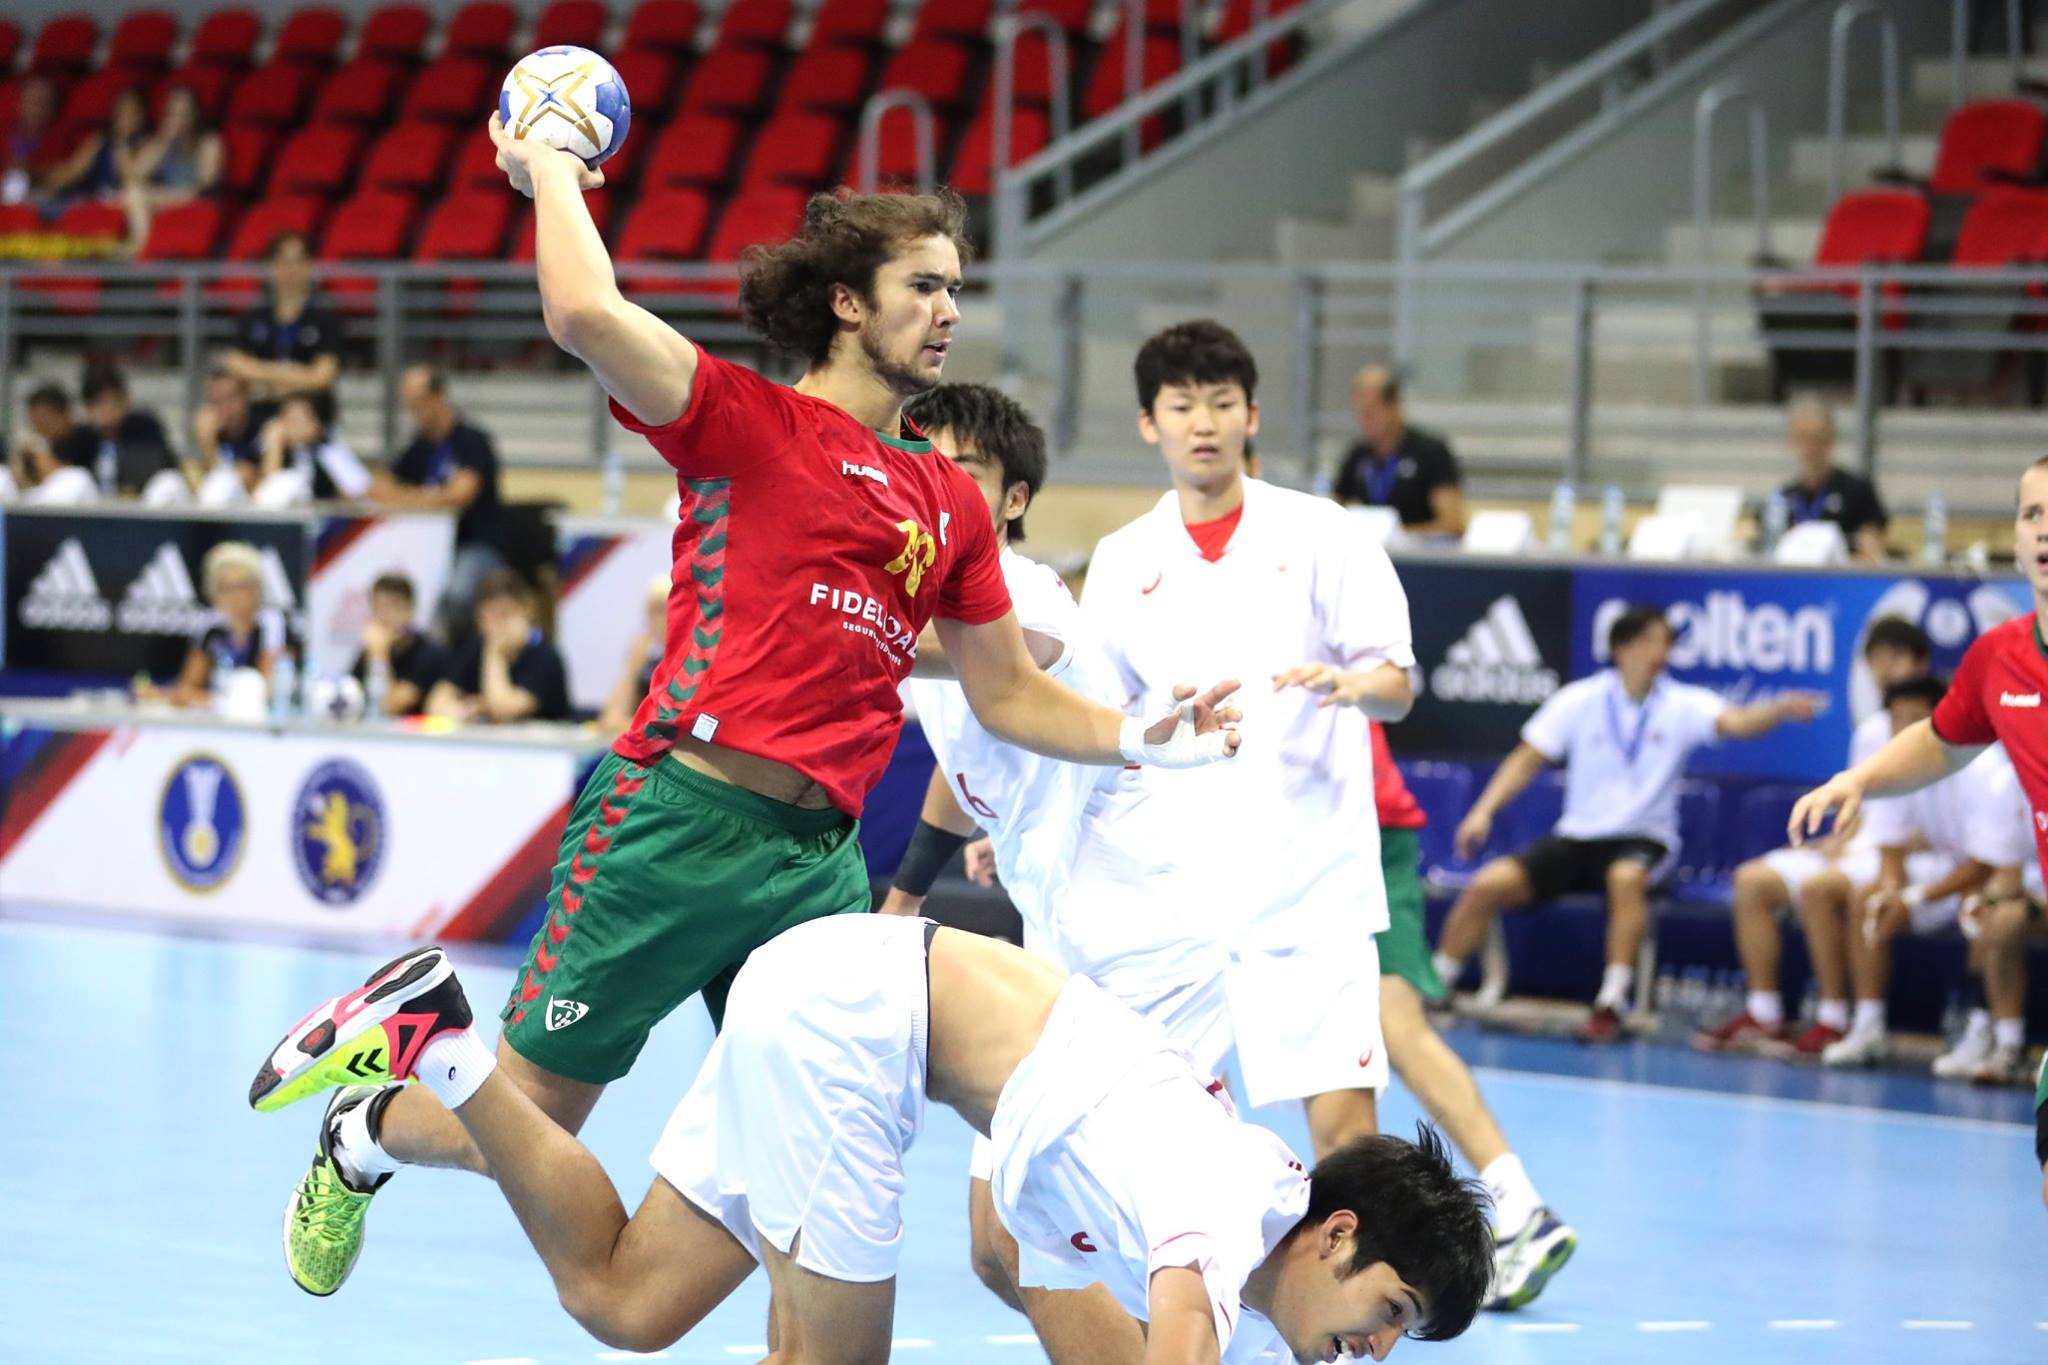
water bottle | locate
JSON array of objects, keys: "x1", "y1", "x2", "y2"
[
  {"x1": 1921, "y1": 491, "x2": 1948, "y2": 566},
  {"x1": 1599, "y1": 483, "x2": 1626, "y2": 557},
  {"x1": 1310, "y1": 467, "x2": 1333, "y2": 500},
  {"x1": 1761, "y1": 489, "x2": 1789, "y2": 557},
  {"x1": 1653, "y1": 966, "x2": 1681, "y2": 1040},
  {"x1": 209, "y1": 649, "x2": 231, "y2": 713},
  {"x1": 94, "y1": 438, "x2": 117, "y2": 496},
  {"x1": 1547, "y1": 481, "x2": 1576, "y2": 553},
  {"x1": 364, "y1": 656, "x2": 391, "y2": 720},
  {"x1": 270, "y1": 653, "x2": 298, "y2": 722},
  {"x1": 1940, "y1": 990, "x2": 1964, "y2": 1044}
]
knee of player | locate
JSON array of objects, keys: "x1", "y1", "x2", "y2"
[
  {"x1": 1474, "y1": 858, "x2": 1524, "y2": 900},
  {"x1": 1980, "y1": 897, "x2": 2031, "y2": 944},
  {"x1": 561, "y1": 1279, "x2": 678, "y2": 1355},
  {"x1": 1732, "y1": 858, "x2": 1777, "y2": 901},
  {"x1": 1605, "y1": 861, "x2": 1650, "y2": 895}
]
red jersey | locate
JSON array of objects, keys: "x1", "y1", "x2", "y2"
[
  {"x1": 1928, "y1": 614, "x2": 2048, "y2": 880},
  {"x1": 609, "y1": 346, "x2": 1012, "y2": 815},
  {"x1": 1369, "y1": 721, "x2": 1425, "y2": 830}
]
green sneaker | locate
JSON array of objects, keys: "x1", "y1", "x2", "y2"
[
  {"x1": 248, "y1": 945, "x2": 472, "y2": 1114},
  {"x1": 283, "y1": 1086, "x2": 392, "y2": 1296}
]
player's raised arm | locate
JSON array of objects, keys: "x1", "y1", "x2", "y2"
[
  {"x1": 1787, "y1": 718, "x2": 1982, "y2": 845},
  {"x1": 489, "y1": 114, "x2": 698, "y2": 427}
]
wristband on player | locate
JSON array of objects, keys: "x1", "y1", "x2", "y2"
[
  {"x1": 1118, "y1": 704, "x2": 1235, "y2": 769},
  {"x1": 892, "y1": 819, "x2": 971, "y2": 897}
]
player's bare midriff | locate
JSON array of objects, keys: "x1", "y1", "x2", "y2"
[
  {"x1": 925, "y1": 926, "x2": 1066, "y2": 1133},
  {"x1": 666, "y1": 737, "x2": 835, "y2": 809}
]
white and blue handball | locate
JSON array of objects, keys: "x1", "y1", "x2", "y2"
[{"x1": 498, "y1": 46, "x2": 633, "y2": 168}]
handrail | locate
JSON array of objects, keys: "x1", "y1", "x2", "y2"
[
  {"x1": 1115, "y1": 0, "x2": 1205, "y2": 164},
  {"x1": 991, "y1": 11, "x2": 1072, "y2": 259},
  {"x1": 1825, "y1": 1, "x2": 1900, "y2": 206},
  {"x1": 1692, "y1": 80, "x2": 1771, "y2": 402},
  {"x1": 1951, "y1": 0, "x2": 2022, "y2": 109},
  {"x1": 854, "y1": 89, "x2": 936, "y2": 194}
]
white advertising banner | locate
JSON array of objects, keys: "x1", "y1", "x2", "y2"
[
  {"x1": 554, "y1": 516, "x2": 676, "y2": 712},
  {"x1": 304, "y1": 514, "x2": 457, "y2": 678}
]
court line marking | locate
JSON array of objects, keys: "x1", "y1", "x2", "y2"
[
  {"x1": 1638, "y1": 1321, "x2": 1711, "y2": 1331},
  {"x1": 1902, "y1": 1320, "x2": 1975, "y2": 1330},
  {"x1": 1505, "y1": 1323, "x2": 1581, "y2": 1333},
  {"x1": 1769, "y1": 1320, "x2": 1839, "y2": 1330},
  {"x1": 1467, "y1": 1064, "x2": 2031, "y2": 1136}
]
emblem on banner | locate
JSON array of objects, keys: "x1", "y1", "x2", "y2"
[
  {"x1": 291, "y1": 759, "x2": 386, "y2": 905},
  {"x1": 158, "y1": 753, "x2": 247, "y2": 893}
]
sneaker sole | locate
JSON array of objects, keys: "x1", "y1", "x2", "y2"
[
  {"x1": 1492, "y1": 1228, "x2": 1578, "y2": 1311},
  {"x1": 248, "y1": 948, "x2": 451, "y2": 1113}
]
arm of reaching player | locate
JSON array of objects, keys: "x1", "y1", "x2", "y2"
[
  {"x1": 878, "y1": 770, "x2": 981, "y2": 917},
  {"x1": 1272, "y1": 660, "x2": 1413, "y2": 720},
  {"x1": 1145, "y1": 1267, "x2": 1223, "y2": 1365},
  {"x1": 1788, "y1": 719, "x2": 1987, "y2": 847},
  {"x1": 911, "y1": 620, "x2": 1065, "y2": 678},
  {"x1": 1455, "y1": 742, "x2": 1551, "y2": 861},
  {"x1": 937, "y1": 610, "x2": 1241, "y2": 768},
  {"x1": 489, "y1": 114, "x2": 699, "y2": 428},
  {"x1": 1715, "y1": 690, "x2": 1826, "y2": 741}
]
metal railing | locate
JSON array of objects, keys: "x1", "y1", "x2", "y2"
[
  {"x1": 1693, "y1": 81, "x2": 1773, "y2": 400},
  {"x1": 854, "y1": 89, "x2": 937, "y2": 194},
  {"x1": 1825, "y1": 0, "x2": 1901, "y2": 205},
  {"x1": 991, "y1": 9, "x2": 1075, "y2": 257},
  {"x1": 1951, "y1": 0, "x2": 2024, "y2": 108}
]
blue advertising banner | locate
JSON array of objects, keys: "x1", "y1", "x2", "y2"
[{"x1": 1569, "y1": 566, "x2": 2029, "y2": 780}]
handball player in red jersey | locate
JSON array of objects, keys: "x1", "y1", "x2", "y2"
[
  {"x1": 1789, "y1": 456, "x2": 2048, "y2": 1204},
  {"x1": 253, "y1": 119, "x2": 1243, "y2": 1296}
]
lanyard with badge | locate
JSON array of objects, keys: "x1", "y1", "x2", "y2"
[
  {"x1": 1605, "y1": 683, "x2": 1658, "y2": 768},
  {"x1": 1364, "y1": 453, "x2": 1401, "y2": 506},
  {"x1": 1788, "y1": 484, "x2": 1830, "y2": 524}
]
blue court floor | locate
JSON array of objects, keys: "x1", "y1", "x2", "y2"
[{"x1": 2, "y1": 915, "x2": 2041, "y2": 1365}]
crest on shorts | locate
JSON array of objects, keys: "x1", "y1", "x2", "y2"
[{"x1": 546, "y1": 997, "x2": 589, "y2": 1031}]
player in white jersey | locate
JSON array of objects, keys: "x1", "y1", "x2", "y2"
[
  {"x1": 252, "y1": 917, "x2": 1494, "y2": 1363},
  {"x1": 1697, "y1": 617, "x2": 1933, "y2": 1055},
  {"x1": 1813, "y1": 676, "x2": 2033, "y2": 1068}
]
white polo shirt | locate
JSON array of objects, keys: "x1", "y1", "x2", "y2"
[
  {"x1": 1520, "y1": 670, "x2": 1727, "y2": 851},
  {"x1": 1080, "y1": 478, "x2": 1415, "y2": 941},
  {"x1": 1847, "y1": 710, "x2": 1904, "y2": 853},
  {"x1": 1863, "y1": 742, "x2": 2032, "y2": 868}
]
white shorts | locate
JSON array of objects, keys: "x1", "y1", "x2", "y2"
[
  {"x1": 1759, "y1": 846, "x2": 1961, "y2": 929},
  {"x1": 649, "y1": 914, "x2": 932, "y2": 1284}
]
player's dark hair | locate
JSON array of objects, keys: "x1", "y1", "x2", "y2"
[
  {"x1": 80, "y1": 367, "x2": 128, "y2": 405},
  {"x1": 370, "y1": 572, "x2": 415, "y2": 604},
  {"x1": 24, "y1": 382, "x2": 69, "y2": 412},
  {"x1": 1862, "y1": 616, "x2": 1931, "y2": 663},
  {"x1": 475, "y1": 568, "x2": 530, "y2": 610},
  {"x1": 1133, "y1": 319, "x2": 1260, "y2": 413},
  {"x1": 738, "y1": 187, "x2": 972, "y2": 367},
  {"x1": 1882, "y1": 674, "x2": 1948, "y2": 711},
  {"x1": 1607, "y1": 604, "x2": 1670, "y2": 654},
  {"x1": 1301, "y1": 1125, "x2": 1492, "y2": 1342},
  {"x1": 903, "y1": 383, "x2": 1047, "y2": 542}
]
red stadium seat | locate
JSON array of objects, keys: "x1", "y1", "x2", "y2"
[
  {"x1": 610, "y1": 49, "x2": 681, "y2": 118},
  {"x1": 681, "y1": 45, "x2": 776, "y2": 115},
  {"x1": 781, "y1": 45, "x2": 870, "y2": 112},
  {"x1": 743, "y1": 112, "x2": 843, "y2": 188},
  {"x1": 311, "y1": 60, "x2": 407, "y2": 124},
  {"x1": 223, "y1": 195, "x2": 326, "y2": 265},
  {"x1": 512, "y1": 192, "x2": 616, "y2": 258},
  {"x1": 0, "y1": 80, "x2": 19, "y2": 130},
  {"x1": 218, "y1": 124, "x2": 278, "y2": 197},
  {"x1": 61, "y1": 70, "x2": 143, "y2": 128},
  {"x1": 52, "y1": 200, "x2": 129, "y2": 240},
  {"x1": 1759, "y1": 188, "x2": 1929, "y2": 331},
  {"x1": 877, "y1": 38, "x2": 973, "y2": 108},
  {"x1": 226, "y1": 60, "x2": 312, "y2": 127},
  {"x1": 274, "y1": 7, "x2": 347, "y2": 66},
  {"x1": 1142, "y1": 0, "x2": 1195, "y2": 30},
  {"x1": 624, "y1": 0, "x2": 702, "y2": 54},
  {"x1": 0, "y1": 204, "x2": 44, "y2": 236},
  {"x1": 950, "y1": 103, "x2": 1050, "y2": 195},
  {"x1": 357, "y1": 5, "x2": 431, "y2": 63},
  {"x1": 444, "y1": 2, "x2": 518, "y2": 60},
  {"x1": 451, "y1": 130, "x2": 504, "y2": 190},
  {"x1": 643, "y1": 112, "x2": 741, "y2": 187},
  {"x1": 705, "y1": 185, "x2": 807, "y2": 260},
  {"x1": 912, "y1": 0, "x2": 993, "y2": 41},
  {"x1": 534, "y1": 0, "x2": 610, "y2": 49},
  {"x1": 361, "y1": 122, "x2": 456, "y2": 194},
  {"x1": 1016, "y1": 0, "x2": 1092, "y2": 34},
  {"x1": 864, "y1": 104, "x2": 951, "y2": 186},
  {"x1": 1930, "y1": 100, "x2": 2048, "y2": 195},
  {"x1": 0, "y1": 22, "x2": 20, "y2": 74},
  {"x1": 415, "y1": 189, "x2": 515, "y2": 260},
  {"x1": 109, "y1": 10, "x2": 179, "y2": 72},
  {"x1": 617, "y1": 187, "x2": 714, "y2": 289},
  {"x1": 155, "y1": 63, "x2": 236, "y2": 123},
  {"x1": 29, "y1": 16, "x2": 99, "y2": 77},
  {"x1": 139, "y1": 199, "x2": 226, "y2": 260},
  {"x1": 812, "y1": 0, "x2": 892, "y2": 45},
  {"x1": 25, "y1": 201, "x2": 129, "y2": 311},
  {"x1": 269, "y1": 123, "x2": 366, "y2": 198},
  {"x1": 402, "y1": 57, "x2": 493, "y2": 123},
  {"x1": 1004, "y1": 29, "x2": 1062, "y2": 105},
  {"x1": 321, "y1": 189, "x2": 422, "y2": 305},
  {"x1": 1081, "y1": 31, "x2": 1181, "y2": 120},
  {"x1": 1949, "y1": 188, "x2": 2048, "y2": 268},
  {"x1": 715, "y1": 0, "x2": 792, "y2": 47},
  {"x1": 190, "y1": 9, "x2": 262, "y2": 68},
  {"x1": 1215, "y1": 0, "x2": 1305, "y2": 40}
]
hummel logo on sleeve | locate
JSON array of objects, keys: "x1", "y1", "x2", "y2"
[
  {"x1": 2000, "y1": 692, "x2": 2041, "y2": 708},
  {"x1": 842, "y1": 461, "x2": 890, "y2": 487}
]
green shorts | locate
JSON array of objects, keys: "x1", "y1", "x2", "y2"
[
  {"x1": 1374, "y1": 827, "x2": 1445, "y2": 1001},
  {"x1": 500, "y1": 750, "x2": 871, "y2": 1084}
]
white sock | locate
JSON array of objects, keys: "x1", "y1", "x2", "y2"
[
  {"x1": 1852, "y1": 1000, "x2": 1886, "y2": 1034},
  {"x1": 1964, "y1": 1008, "x2": 1993, "y2": 1039},
  {"x1": 1432, "y1": 952, "x2": 1461, "y2": 987},
  {"x1": 1594, "y1": 963, "x2": 1633, "y2": 1011},
  {"x1": 416, "y1": 1028, "x2": 497, "y2": 1110},
  {"x1": 1994, "y1": 1017, "x2": 2025, "y2": 1050},
  {"x1": 331, "y1": 1087, "x2": 404, "y2": 1188},
  {"x1": 1480, "y1": 1153, "x2": 1543, "y2": 1237},
  {"x1": 1816, "y1": 998, "x2": 1849, "y2": 1031},
  {"x1": 1746, "y1": 990, "x2": 1783, "y2": 1028}
]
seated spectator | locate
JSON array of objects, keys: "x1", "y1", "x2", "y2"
[
  {"x1": 44, "y1": 87, "x2": 151, "y2": 209},
  {"x1": 1696, "y1": 617, "x2": 1932, "y2": 1055},
  {"x1": 1, "y1": 76, "x2": 63, "y2": 207},
  {"x1": 1775, "y1": 398, "x2": 1886, "y2": 562},
  {"x1": 221, "y1": 231, "x2": 342, "y2": 416},
  {"x1": 349, "y1": 572, "x2": 452, "y2": 718},
  {"x1": 1967, "y1": 864, "x2": 2047, "y2": 1086},
  {"x1": 1430, "y1": 605, "x2": 1822, "y2": 1042},
  {"x1": 191, "y1": 367, "x2": 263, "y2": 504},
  {"x1": 426, "y1": 570, "x2": 571, "y2": 724},
  {"x1": 1812, "y1": 681, "x2": 2028, "y2": 1069},
  {"x1": 253, "y1": 390, "x2": 370, "y2": 505},
  {"x1": 598, "y1": 575, "x2": 671, "y2": 734},
  {"x1": 121, "y1": 86, "x2": 222, "y2": 243},
  {"x1": 139, "y1": 541, "x2": 296, "y2": 708},
  {"x1": 369, "y1": 365, "x2": 509, "y2": 634},
  {"x1": 10, "y1": 382, "x2": 99, "y2": 489},
  {"x1": 82, "y1": 366, "x2": 179, "y2": 496},
  {"x1": 1331, "y1": 364, "x2": 1467, "y2": 538}
]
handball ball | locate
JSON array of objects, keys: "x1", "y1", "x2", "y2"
[
  {"x1": 306, "y1": 673, "x2": 367, "y2": 722},
  {"x1": 499, "y1": 46, "x2": 633, "y2": 168}
]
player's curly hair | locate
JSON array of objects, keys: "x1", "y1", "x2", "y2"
[{"x1": 738, "y1": 188, "x2": 973, "y2": 367}]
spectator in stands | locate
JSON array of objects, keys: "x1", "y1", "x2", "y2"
[
  {"x1": 43, "y1": 87, "x2": 151, "y2": 208},
  {"x1": 1696, "y1": 616, "x2": 1933, "y2": 1057},
  {"x1": 348, "y1": 572, "x2": 452, "y2": 719},
  {"x1": 1775, "y1": 398, "x2": 1887, "y2": 562},
  {"x1": 139, "y1": 540, "x2": 296, "y2": 708},
  {"x1": 426, "y1": 570, "x2": 572, "y2": 724},
  {"x1": 10, "y1": 382, "x2": 99, "y2": 487},
  {"x1": 221, "y1": 231, "x2": 342, "y2": 415},
  {"x1": 253, "y1": 389, "x2": 371, "y2": 505},
  {"x1": 191, "y1": 367, "x2": 263, "y2": 503},
  {"x1": 82, "y1": 367, "x2": 179, "y2": 497},
  {"x1": 1814, "y1": 681, "x2": 2029, "y2": 1069},
  {"x1": 121, "y1": 86, "x2": 223, "y2": 244},
  {"x1": 1, "y1": 76, "x2": 62, "y2": 207},
  {"x1": 369, "y1": 364, "x2": 510, "y2": 634},
  {"x1": 1331, "y1": 364, "x2": 1468, "y2": 538},
  {"x1": 597, "y1": 575, "x2": 671, "y2": 734},
  {"x1": 1430, "y1": 605, "x2": 1823, "y2": 1042}
]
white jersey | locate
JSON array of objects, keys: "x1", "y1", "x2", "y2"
[
  {"x1": 1863, "y1": 742, "x2": 2032, "y2": 868},
  {"x1": 1080, "y1": 478, "x2": 1415, "y2": 941},
  {"x1": 1520, "y1": 670, "x2": 1727, "y2": 850}
]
